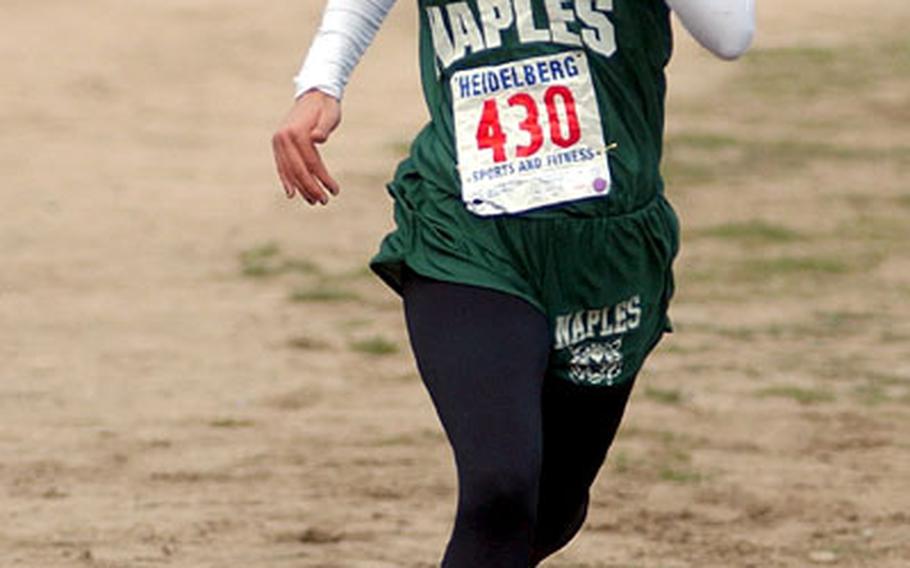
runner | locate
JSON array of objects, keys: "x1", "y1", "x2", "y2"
[{"x1": 272, "y1": 1, "x2": 754, "y2": 565}]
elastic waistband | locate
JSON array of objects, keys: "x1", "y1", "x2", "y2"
[{"x1": 514, "y1": 192, "x2": 670, "y2": 225}]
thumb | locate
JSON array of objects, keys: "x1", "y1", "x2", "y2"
[{"x1": 310, "y1": 107, "x2": 339, "y2": 144}]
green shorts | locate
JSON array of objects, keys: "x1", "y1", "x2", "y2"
[{"x1": 371, "y1": 161, "x2": 680, "y2": 387}]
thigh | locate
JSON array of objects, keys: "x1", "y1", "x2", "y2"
[
  {"x1": 401, "y1": 269, "x2": 552, "y2": 475},
  {"x1": 536, "y1": 377, "x2": 636, "y2": 521}
]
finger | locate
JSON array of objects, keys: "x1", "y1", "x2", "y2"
[
  {"x1": 272, "y1": 134, "x2": 296, "y2": 198},
  {"x1": 276, "y1": 145, "x2": 315, "y2": 204},
  {"x1": 286, "y1": 130, "x2": 334, "y2": 202},
  {"x1": 275, "y1": 152, "x2": 313, "y2": 205},
  {"x1": 281, "y1": 132, "x2": 328, "y2": 205},
  {"x1": 271, "y1": 140, "x2": 295, "y2": 199},
  {"x1": 301, "y1": 142, "x2": 340, "y2": 197}
]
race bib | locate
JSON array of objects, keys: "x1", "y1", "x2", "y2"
[{"x1": 451, "y1": 51, "x2": 612, "y2": 216}]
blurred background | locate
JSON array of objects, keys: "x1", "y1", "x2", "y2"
[{"x1": 1, "y1": 0, "x2": 908, "y2": 566}]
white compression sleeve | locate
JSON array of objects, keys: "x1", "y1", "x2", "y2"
[
  {"x1": 295, "y1": 0, "x2": 751, "y2": 100},
  {"x1": 666, "y1": 0, "x2": 755, "y2": 60},
  {"x1": 293, "y1": 0, "x2": 397, "y2": 100}
]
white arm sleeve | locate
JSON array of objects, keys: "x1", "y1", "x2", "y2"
[
  {"x1": 666, "y1": 0, "x2": 755, "y2": 60},
  {"x1": 293, "y1": 0, "x2": 397, "y2": 100}
]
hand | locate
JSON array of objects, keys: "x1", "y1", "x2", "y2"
[{"x1": 272, "y1": 90, "x2": 342, "y2": 205}]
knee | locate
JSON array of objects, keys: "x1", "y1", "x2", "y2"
[
  {"x1": 530, "y1": 496, "x2": 589, "y2": 564},
  {"x1": 457, "y1": 464, "x2": 539, "y2": 537}
]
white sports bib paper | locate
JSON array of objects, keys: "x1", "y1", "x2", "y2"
[{"x1": 451, "y1": 51, "x2": 612, "y2": 216}]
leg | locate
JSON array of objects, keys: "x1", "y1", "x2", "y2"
[
  {"x1": 530, "y1": 376, "x2": 636, "y2": 565},
  {"x1": 402, "y1": 269, "x2": 551, "y2": 568}
]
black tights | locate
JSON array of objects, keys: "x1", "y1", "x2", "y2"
[{"x1": 402, "y1": 270, "x2": 635, "y2": 567}]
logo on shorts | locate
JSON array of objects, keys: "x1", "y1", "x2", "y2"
[
  {"x1": 554, "y1": 295, "x2": 641, "y2": 386},
  {"x1": 553, "y1": 295, "x2": 641, "y2": 350},
  {"x1": 568, "y1": 338, "x2": 624, "y2": 386}
]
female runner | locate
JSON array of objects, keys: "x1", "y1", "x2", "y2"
[{"x1": 273, "y1": 1, "x2": 754, "y2": 565}]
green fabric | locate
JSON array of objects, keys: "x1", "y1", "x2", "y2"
[
  {"x1": 371, "y1": 164, "x2": 679, "y2": 386},
  {"x1": 370, "y1": 0, "x2": 678, "y2": 386},
  {"x1": 411, "y1": 0, "x2": 673, "y2": 217}
]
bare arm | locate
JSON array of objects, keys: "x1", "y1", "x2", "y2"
[
  {"x1": 667, "y1": 0, "x2": 756, "y2": 60},
  {"x1": 273, "y1": 0, "x2": 396, "y2": 205}
]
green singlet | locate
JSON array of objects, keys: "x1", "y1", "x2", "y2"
[{"x1": 371, "y1": 0, "x2": 680, "y2": 387}]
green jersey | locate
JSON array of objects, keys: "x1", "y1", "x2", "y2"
[
  {"x1": 406, "y1": 0, "x2": 673, "y2": 217},
  {"x1": 372, "y1": 0, "x2": 679, "y2": 387}
]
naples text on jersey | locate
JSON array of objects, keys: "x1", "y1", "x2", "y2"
[{"x1": 427, "y1": 0, "x2": 617, "y2": 68}]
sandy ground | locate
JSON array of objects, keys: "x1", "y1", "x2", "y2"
[{"x1": 2, "y1": 1, "x2": 909, "y2": 566}]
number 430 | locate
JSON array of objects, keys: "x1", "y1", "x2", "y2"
[{"x1": 476, "y1": 86, "x2": 582, "y2": 164}]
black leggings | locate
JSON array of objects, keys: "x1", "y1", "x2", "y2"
[{"x1": 402, "y1": 270, "x2": 635, "y2": 567}]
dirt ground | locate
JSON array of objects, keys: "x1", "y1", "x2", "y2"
[{"x1": 2, "y1": 1, "x2": 908, "y2": 566}]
